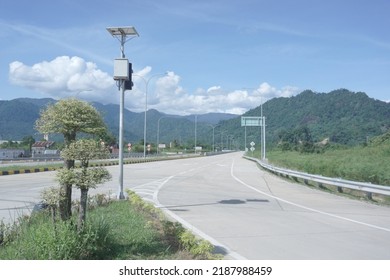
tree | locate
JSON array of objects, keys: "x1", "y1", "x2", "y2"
[
  {"x1": 35, "y1": 98, "x2": 107, "y2": 220},
  {"x1": 277, "y1": 126, "x2": 315, "y2": 152},
  {"x1": 58, "y1": 139, "x2": 111, "y2": 231},
  {"x1": 21, "y1": 135, "x2": 35, "y2": 153}
]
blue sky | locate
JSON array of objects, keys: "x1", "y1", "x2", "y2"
[{"x1": 1, "y1": 0, "x2": 389, "y2": 115}]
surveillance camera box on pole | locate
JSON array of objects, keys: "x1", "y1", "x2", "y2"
[{"x1": 113, "y1": 58, "x2": 129, "y2": 80}]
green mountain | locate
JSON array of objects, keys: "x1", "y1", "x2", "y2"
[
  {"x1": 215, "y1": 89, "x2": 390, "y2": 149},
  {"x1": 0, "y1": 99, "x2": 41, "y2": 140},
  {"x1": 0, "y1": 98, "x2": 237, "y2": 148},
  {"x1": 1, "y1": 89, "x2": 389, "y2": 149}
]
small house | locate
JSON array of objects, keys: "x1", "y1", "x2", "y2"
[{"x1": 31, "y1": 141, "x2": 56, "y2": 158}]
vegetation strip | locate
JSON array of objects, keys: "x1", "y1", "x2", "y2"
[
  {"x1": 0, "y1": 155, "x2": 198, "y2": 176},
  {"x1": 0, "y1": 192, "x2": 221, "y2": 260}
]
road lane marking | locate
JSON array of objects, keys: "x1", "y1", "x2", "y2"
[
  {"x1": 147, "y1": 174, "x2": 248, "y2": 260},
  {"x1": 231, "y1": 159, "x2": 390, "y2": 233},
  {"x1": 128, "y1": 160, "x2": 248, "y2": 259}
]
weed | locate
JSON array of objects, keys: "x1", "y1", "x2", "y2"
[
  {"x1": 0, "y1": 191, "x2": 221, "y2": 260},
  {"x1": 265, "y1": 144, "x2": 390, "y2": 186},
  {"x1": 125, "y1": 189, "x2": 221, "y2": 259}
]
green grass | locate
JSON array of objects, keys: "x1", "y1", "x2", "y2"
[
  {"x1": 247, "y1": 142, "x2": 390, "y2": 204},
  {"x1": 0, "y1": 193, "x2": 218, "y2": 260},
  {"x1": 0, "y1": 213, "x2": 110, "y2": 259},
  {"x1": 89, "y1": 200, "x2": 175, "y2": 260},
  {"x1": 265, "y1": 144, "x2": 390, "y2": 186},
  {"x1": 248, "y1": 136, "x2": 390, "y2": 186}
]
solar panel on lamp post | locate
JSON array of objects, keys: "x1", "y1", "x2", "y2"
[{"x1": 106, "y1": 26, "x2": 139, "y2": 199}]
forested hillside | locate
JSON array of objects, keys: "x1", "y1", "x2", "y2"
[
  {"x1": 216, "y1": 89, "x2": 390, "y2": 148},
  {"x1": 0, "y1": 98, "x2": 237, "y2": 148},
  {"x1": 1, "y1": 89, "x2": 389, "y2": 149},
  {"x1": 0, "y1": 99, "x2": 43, "y2": 140}
]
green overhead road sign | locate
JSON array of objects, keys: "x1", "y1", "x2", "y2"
[{"x1": 241, "y1": 116, "x2": 263, "y2": 127}]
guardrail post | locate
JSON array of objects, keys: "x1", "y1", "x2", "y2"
[{"x1": 246, "y1": 156, "x2": 390, "y2": 198}]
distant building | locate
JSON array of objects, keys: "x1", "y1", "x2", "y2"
[
  {"x1": 0, "y1": 140, "x2": 22, "y2": 145},
  {"x1": 31, "y1": 141, "x2": 58, "y2": 158},
  {"x1": 0, "y1": 149, "x2": 26, "y2": 159}
]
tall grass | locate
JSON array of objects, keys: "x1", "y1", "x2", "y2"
[
  {"x1": 90, "y1": 200, "x2": 171, "y2": 260},
  {"x1": 265, "y1": 143, "x2": 390, "y2": 186},
  {"x1": 0, "y1": 212, "x2": 110, "y2": 260},
  {"x1": 0, "y1": 196, "x2": 219, "y2": 260},
  {"x1": 0, "y1": 201, "x2": 169, "y2": 260}
]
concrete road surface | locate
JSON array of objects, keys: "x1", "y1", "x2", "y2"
[{"x1": 1, "y1": 152, "x2": 390, "y2": 259}]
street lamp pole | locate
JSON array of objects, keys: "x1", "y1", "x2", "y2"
[
  {"x1": 157, "y1": 116, "x2": 169, "y2": 155},
  {"x1": 194, "y1": 115, "x2": 197, "y2": 153},
  {"x1": 212, "y1": 125, "x2": 216, "y2": 152},
  {"x1": 133, "y1": 73, "x2": 167, "y2": 158},
  {"x1": 259, "y1": 93, "x2": 266, "y2": 160},
  {"x1": 107, "y1": 26, "x2": 139, "y2": 199},
  {"x1": 262, "y1": 115, "x2": 266, "y2": 160},
  {"x1": 206, "y1": 124, "x2": 219, "y2": 152},
  {"x1": 144, "y1": 78, "x2": 148, "y2": 158}
]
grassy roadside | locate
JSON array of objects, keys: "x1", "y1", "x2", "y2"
[
  {"x1": 0, "y1": 191, "x2": 221, "y2": 260},
  {"x1": 248, "y1": 142, "x2": 390, "y2": 204},
  {"x1": 249, "y1": 136, "x2": 390, "y2": 186},
  {"x1": 265, "y1": 145, "x2": 390, "y2": 186}
]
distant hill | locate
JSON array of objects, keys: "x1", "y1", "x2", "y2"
[
  {"x1": 0, "y1": 99, "x2": 41, "y2": 140},
  {"x1": 0, "y1": 98, "x2": 238, "y2": 147},
  {"x1": 184, "y1": 113, "x2": 238, "y2": 124},
  {"x1": 1, "y1": 89, "x2": 389, "y2": 149},
  {"x1": 216, "y1": 89, "x2": 390, "y2": 147}
]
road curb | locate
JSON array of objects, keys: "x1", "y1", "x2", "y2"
[
  {"x1": 1, "y1": 167, "x2": 58, "y2": 176},
  {"x1": 0, "y1": 155, "x2": 201, "y2": 176}
]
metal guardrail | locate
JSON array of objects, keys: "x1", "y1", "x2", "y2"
[{"x1": 244, "y1": 156, "x2": 390, "y2": 197}]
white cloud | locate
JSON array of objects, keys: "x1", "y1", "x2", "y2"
[
  {"x1": 255, "y1": 82, "x2": 299, "y2": 100},
  {"x1": 143, "y1": 78, "x2": 299, "y2": 115},
  {"x1": 135, "y1": 66, "x2": 152, "y2": 77},
  {"x1": 9, "y1": 56, "x2": 115, "y2": 102},
  {"x1": 207, "y1": 86, "x2": 222, "y2": 94},
  {"x1": 9, "y1": 56, "x2": 300, "y2": 115}
]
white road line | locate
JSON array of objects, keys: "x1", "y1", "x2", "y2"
[
  {"x1": 230, "y1": 159, "x2": 390, "y2": 233},
  {"x1": 151, "y1": 174, "x2": 248, "y2": 260}
]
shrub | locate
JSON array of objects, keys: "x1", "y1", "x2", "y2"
[
  {"x1": 125, "y1": 189, "x2": 221, "y2": 259},
  {"x1": 0, "y1": 213, "x2": 110, "y2": 260},
  {"x1": 179, "y1": 230, "x2": 215, "y2": 259}
]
